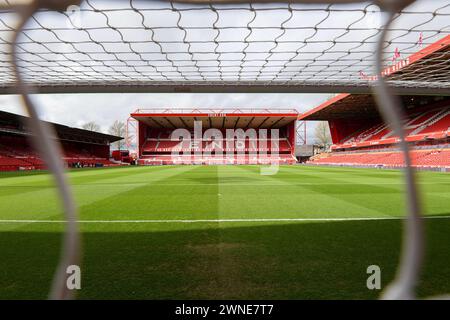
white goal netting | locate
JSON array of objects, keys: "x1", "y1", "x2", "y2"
[
  {"x1": 1, "y1": 0, "x2": 449, "y2": 300},
  {"x1": 0, "y1": 0, "x2": 449, "y2": 93}
]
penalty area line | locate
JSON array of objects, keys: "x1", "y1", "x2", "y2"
[{"x1": 1, "y1": 216, "x2": 450, "y2": 223}]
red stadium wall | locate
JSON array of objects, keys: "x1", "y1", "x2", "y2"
[
  {"x1": 138, "y1": 121, "x2": 146, "y2": 157},
  {"x1": 329, "y1": 118, "x2": 379, "y2": 144},
  {"x1": 287, "y1": 122, "x2": 295, "y2": 147}
]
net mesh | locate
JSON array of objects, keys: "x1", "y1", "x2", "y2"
[
  {"x1": 0, "y1": 0, "x2": 449, "y2": 93},
  {"x1": 1, "y1": 0, "x2": 449, "y2": 300}
]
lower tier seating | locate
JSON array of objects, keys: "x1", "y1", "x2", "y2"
[
  {"x1": 139, "y1": 153, "x2": 296, "y2": 165},
  {"x1": 0, "y1": 141, "x2": 117, "y2": 171},
  {"x1": 309, "y1": 149, "x2": 450, "y2": 168}
]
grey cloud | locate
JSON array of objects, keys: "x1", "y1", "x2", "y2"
[{"x1": 0, "y1": 93, "x2": 331, "y2": 136}]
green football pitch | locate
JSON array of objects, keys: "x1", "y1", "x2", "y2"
[{"x1": 0, "y1": 165, "x2": 449, "y2": 299}]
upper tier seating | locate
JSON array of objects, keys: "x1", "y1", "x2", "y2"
[
  {"x1": 141, "y1": 138, "x2": 292, "y2": 153},
  {"x1": 340, "y1": 107, "x2": 450, "y2": 146},
  {"x1": 140, "y1": 127, "x2": 295, "y2": 165}
]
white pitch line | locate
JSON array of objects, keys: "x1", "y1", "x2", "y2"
[{"x1": 1, "y1": 216, "x2": 450, "y2": 224}]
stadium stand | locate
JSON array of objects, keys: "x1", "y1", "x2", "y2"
[
  {"x1": 311, "y1": 149, "x2": 450, "y2": 168},
  {"x1": 338, "y1": 106, "x2": 450, "y2": 146},
  {"x1": 298, "y1": 33, "x2": 450, "y2": 171},
  {"x1": 0, "y1": 110, "x2": 123, "y2": 171},
  {"x1": 301, "y1": 94, "x2": 450, "y2": 170},
  {"x1": 131, "y1": 109, "x2": 298, "y2": 165}
]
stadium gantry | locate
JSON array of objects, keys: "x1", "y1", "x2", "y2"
[{"x1": 0, "y1": 0, "x2": 449, "y2": 300}]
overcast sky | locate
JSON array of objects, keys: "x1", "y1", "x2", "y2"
[{"x1": 0, "y1": 93, "x2": 332, "y2": 142}]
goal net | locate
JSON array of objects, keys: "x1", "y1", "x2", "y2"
[
  {"x1": 0, "y1": 0, "x2": 448, "y2": 94},
  {"x1": 1, "y1": 0, "x2": 449, "y2": 300}
]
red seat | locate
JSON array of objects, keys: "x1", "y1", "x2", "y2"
[{"x1": 310, "y1": 149, "x2": 450, "y2": 168}]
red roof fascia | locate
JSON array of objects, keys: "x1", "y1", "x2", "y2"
[
  {"x1": 300, "y1": 35, "x2": 450, "y2": 121},
  {"x1": 131, "y1": 113, "x2": 299, "y2": 118},
  {"x1": 298, "y1": 94, "x2": 351, "y2": 120}
]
